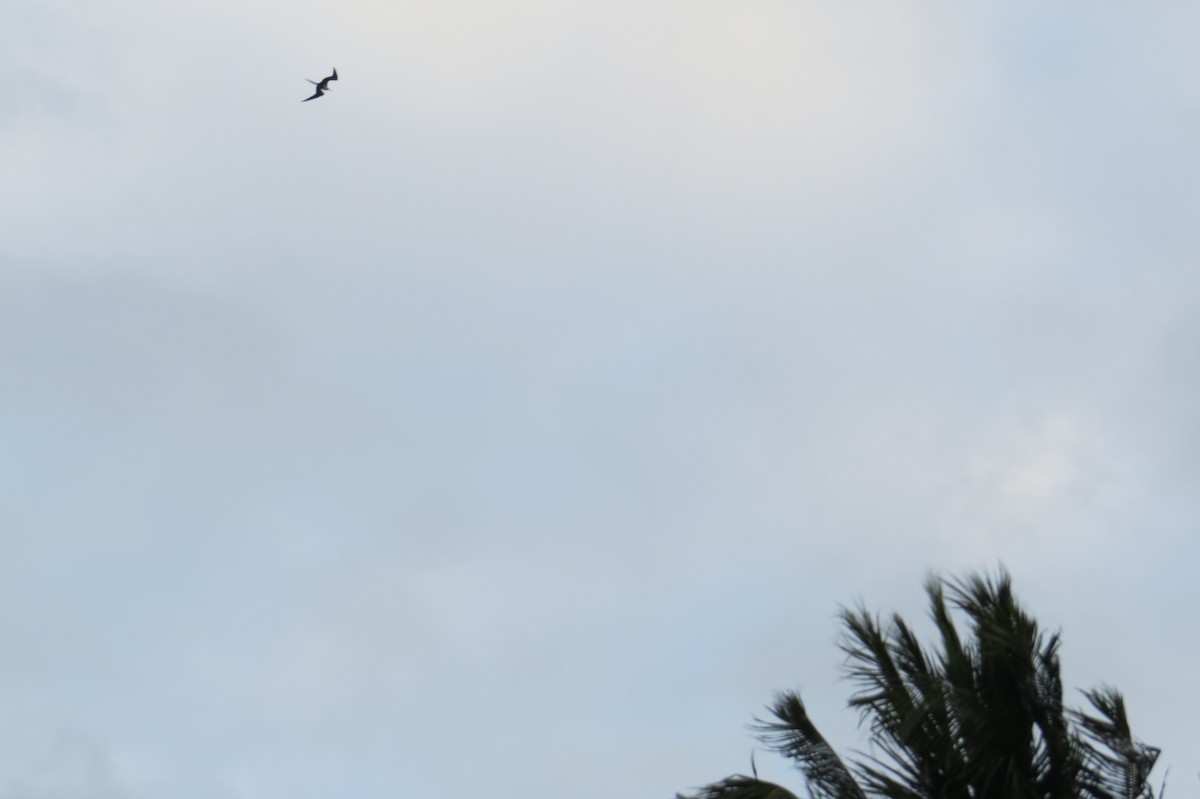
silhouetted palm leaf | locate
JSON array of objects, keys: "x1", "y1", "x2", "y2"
[
  {"x1": 754, "y1": 692, "x2": 866, "y2": 799},
  {"x1": 676, "y1": 775, "x2": 804, "y2": 799},
  {"x1": 1075, "y1": 687, "x2": 1160, "y2": 799},
  {"x1": 677, "y1": 570, "x2": 1161, "y2": 799}
]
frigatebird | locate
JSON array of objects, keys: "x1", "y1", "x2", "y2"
[{"x1": 303, "y1": 68, "x2": 338, "y2": 102}]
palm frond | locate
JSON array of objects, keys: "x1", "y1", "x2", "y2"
[
  {"x1": 1074, "y1": 687, "x2": 1160, "y2": 799},
  {"x1": 754, "y1": 692, "x2": 866, "y2": 799},
  {"x1": 843, "y1": 606, "x2": 970, "y2": 799},
  {"x1": 676, "y1": 775, "x2": 804, "y2": 799},
  {"x1": 676, "y1": 570, "x2": 1161, "y2": 799}
]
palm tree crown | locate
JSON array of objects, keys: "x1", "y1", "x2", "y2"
[{"x1": 679, "y1": 571, "x2": 1160, "y2": 799}]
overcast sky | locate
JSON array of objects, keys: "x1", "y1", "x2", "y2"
[{"x1": 2, "y1": 1, "x2": 1198, "y2": 797}]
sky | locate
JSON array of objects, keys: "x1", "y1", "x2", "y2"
[{"x1": 2, "y1": 0, "x2": 1198, "y2": 797}]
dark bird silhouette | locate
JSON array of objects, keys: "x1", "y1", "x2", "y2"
[{"x1": 303, "y1": 68, "x2": 338, "y2": 102}]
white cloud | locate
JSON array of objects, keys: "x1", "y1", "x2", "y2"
[{"x1": 967, "y1": 414, "x2": 1085, "y2": 509}]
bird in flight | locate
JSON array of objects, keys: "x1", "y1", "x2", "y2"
[{"x1": 303, "y1": 68, "x2": 338, "y2": 102}]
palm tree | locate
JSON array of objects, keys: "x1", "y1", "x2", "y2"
[{"x1": 678, "y1": 571, "x2": 1161, "y2": 799}]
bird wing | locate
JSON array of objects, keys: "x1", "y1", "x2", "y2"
[{"x1": 302, "y1": 89, "x2": 324, "y2": 101}]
